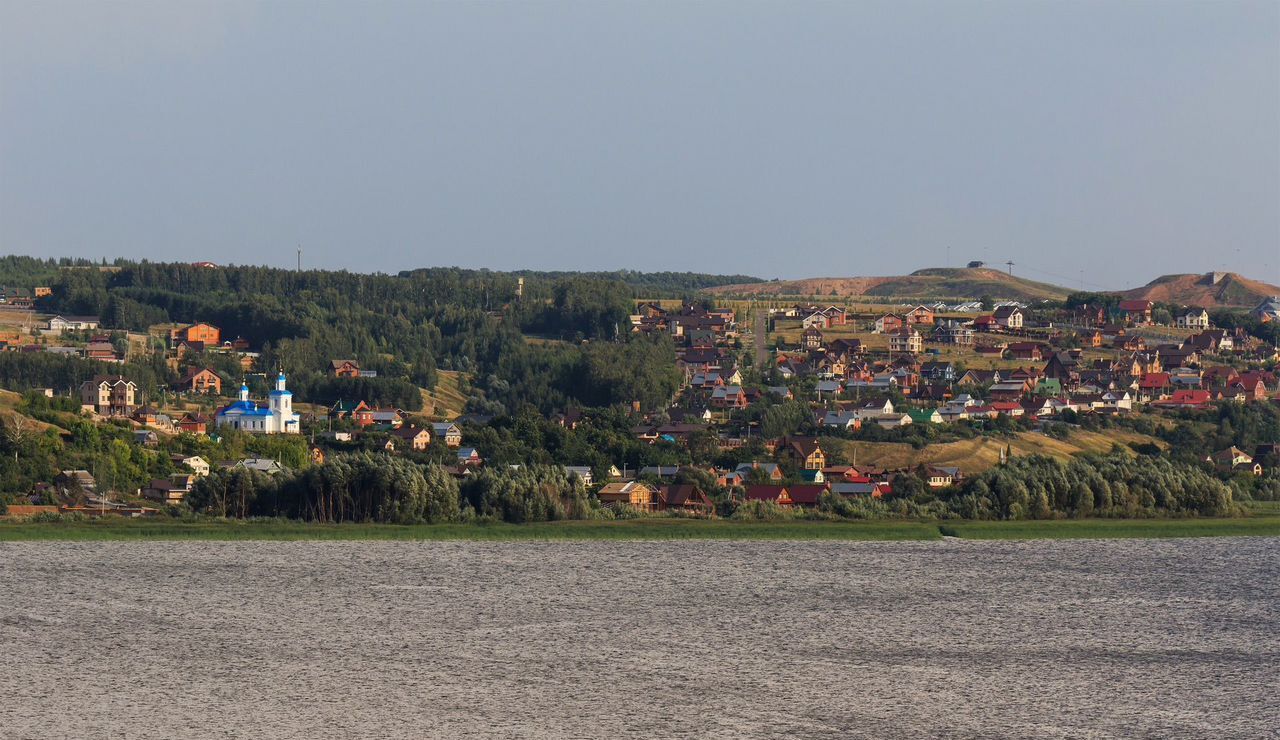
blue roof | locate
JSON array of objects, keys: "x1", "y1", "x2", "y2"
[{"x1": 219, "y1": 401, "x2": 272, "y2": 417}]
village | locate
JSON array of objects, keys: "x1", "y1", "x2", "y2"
[{"x1": 1, "y1": 268, "x2": 1278, "y2": 520}]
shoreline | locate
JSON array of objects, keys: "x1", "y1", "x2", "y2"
[{"x1": 2, "y1": 516, "x2": 1278, "y2": 542}]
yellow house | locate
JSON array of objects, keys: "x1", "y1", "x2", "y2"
[{"x1": 596, "y1": 481, "x2": 658, "y2": 511}]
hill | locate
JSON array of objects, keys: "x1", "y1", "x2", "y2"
[
  {"x1": 1115, "y1": 272, "x2": 1280, "y2": 308},
  {"x1": 704, "y1": 267, "x2": 1070, "y2": 302},
  {"x1": 830, "y1": 428, "x2": 1165, "y2": 476}
]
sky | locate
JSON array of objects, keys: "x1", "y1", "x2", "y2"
[{"x1": 1, "y1": 1, "x2": 1277, "y2": 290}]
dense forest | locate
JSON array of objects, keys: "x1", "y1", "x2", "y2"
[{"x1": 4, "y1": 257, "x2": 704, "y2": 415}]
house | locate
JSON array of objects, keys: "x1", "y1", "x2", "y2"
[
  {"x1": 456, "y1": 447, "x2": 483, "y2": 466},
  {"x1": 1137, "y1": 373, "x2": 1172, "y2": 401},
  {"x1": 935, "y1": 325, "x2": 975, "y2": 345},
  {"x1": 786, "y1": 484, "x2": 828, "y2": 507},
  {"x1": 801, "y1": 326, "x2": 825, "y2": 350},
  {"x1": 831, "y1": 481, "x2": 884, "y2": 498},
  {"x1": 657, "y1": 484, "x2": 714, "y2": 514},
  {"x1": 871, "y1": 412, "x2": 913, "y2": 428},
  {"x1": 972, "y1": 315, "x2": 1000, "y2": 333},
  {"x1": 710, "y1": 385, "x2": 748, "y2": 409},
  {"x1": 55, "y1": 469, "x2": 97, "y2": 494},
  {"x1": 905, "y1": 305, "x2": 935, "y2": 325},
  {"x1": 1005, "y1": 342, "x2": 1044, "y2": 362},
  {"x1": 214, "y1": 373, "x2": 300, "y2": 434},
  {"x1": 783, "y1": 437, "x2": 825, "y2": 470},
  {"x1": 390, "y1": 425, "x2": 432, "y2": 451},
  {"x1": 170, "y1": 322, "x2": 221, "y2": 346},
  {"x1": 800, "y1": 312, "x2": 830, "y2": 330},
  {"x1": 431, "y1": 422, "x2": 463, "y2": 447},
  {"x1": 743, "y1": 485, "x2": 793, "y2": 506},
  {"x1": 369, "y1": 408, "x2": 405, "y2": 429},
  {"x1": 79, "y1": 375, "x2": 138, "y2": 416},
  {"x1": 1253, "y1": 296, "x2": 1280, "y2": 322},
  {"x1": 133, "y1": 430, "x2": 159, "y2": 447},
  {"x1": 821, "y1": 410, "x2": 861, "y2": 430},
  {"x1": 84, "y1": 341, "x2": 119, "y2": 361},
  {"x1": 565, "y1": 466, "x2": 594, "y2": 486},
  {"x1": 906, "y1": 408, "x2": 943, "y2": 424},
  {"x1": 144, "y1": 474, "x2": 196, "y2": 504},
  {"x1": 889, "y1": 326, "x2": 922, "y2": 354},
  {"x1": 172, "y1": 455, "x2": 210, "y2": 477},
  {"x1": 734, "y1": 462, "x2": 784, "y2": 482},
  {"x1": 597, "y1": 481, "x2": 658, "y2": 511},
  {"x1": 821, "y1": 306, "x2": 848, "y2": 326},
  {"x1": 919, "y1": 361, "x2": 957, "y2": 384},
  {"x1": 177, "y1": 413, "x2": 210, "y2": 435},
  {"x1": 874, "y1": 314, "x2": 905, "y2": 334},
  {"x1": 639, "y1": 466, "x2": 681, "y2": 480},
  {"x1": 993, "y1": 306, "x2": 1023, "y2": 329},
  {"x1": 222, "y1": 458, "x2": 286, "y2": 475},
  {"x1": 957, "y1": 369, "x2": 1000, "y2": 387},
  {"x1": 1153, "y1": 389, "x2": 1212, "y2": 409},
  {"x1": 924, "y1": 466, "x2": 961, "y2": 488},
  {"x1": 329, "y1": 359, "x2": 362, "y2": 378},
  {"x1": 1176, "y1": 309, "x2": 1210, "y2": 330},
  {"x1": 1207, "y1": 447, "x2": 1261, "y2": 476},
  {"x1": 1118, "y1": 300, "x2": 1154, "y2": 326},
  {"x1": 176, "y1": 367, "x2": 222, "y2": 394},
  {"x1": 46, "y1": 315, "x2": 100, "y2": 334}
]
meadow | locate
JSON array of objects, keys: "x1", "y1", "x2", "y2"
[{"x1": 2, "y1": 514, "x2": 1277, "y2": 542}]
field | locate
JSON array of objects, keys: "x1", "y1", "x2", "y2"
[{"x1": 2, "y1": 514, "x2": 1277, "y2": 542}]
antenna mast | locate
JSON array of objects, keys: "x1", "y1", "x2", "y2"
[{"x1": 1005, "y1": 261, "x2": 1015, "y2": 276}]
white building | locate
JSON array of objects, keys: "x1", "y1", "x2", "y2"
[{"x1": 215, "y1": 372, "x2": 300, "y2": 434}]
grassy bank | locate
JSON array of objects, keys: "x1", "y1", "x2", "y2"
[
  {"x1": 1, "y1": 515, "x2": 1278, "y2": 542},
  {"x1": 938, "y1": 516, "x2": 1280, "y2": 540}
]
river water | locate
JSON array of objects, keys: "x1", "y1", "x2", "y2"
[{"x1": 1, "y1": 538, "x2": 1276, "y2": 739}]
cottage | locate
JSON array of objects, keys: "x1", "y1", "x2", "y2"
[
  {"x1": 172, "y1": 455, "x2": 210, "y2": 477},
  {"x1": 657, "y1": 484, "x2": 714, "y2": 514},
  {"x1": 389, "y1": 425, "x2": 432, "y2": 451},
  {"x1": 597, "y1": 481, "x2": 658, "y2": 511},
  {"x1": 992, "y1": 306, "x2": 1024, "y2": 329},
  {"x1": 79, "y1": 375, "x2": 138, "y2": 416},
  {"x1": 1207, "y1": 447, "x2": 1261, "y2": 475},
  {"x1": 783, "y1": 437, "x2": 826, "y2": 470},
  {"x1": 456, "y1": 447, "x2": 483, "y2": 466},
  {"x1": 1176, "y1": 309, "x2": 1210, "y2": 330},
  {"x1": 874, "y1": 314, "x2": 905, "y2": 334},
  {"x1": 431, "y1": 422, "x2": 463, "y2": 447},
  {"x1": 329, "y1": 359, "x2": 362, "y2": 378},
  {"x1": 177, "y1": 367, "x2": 222, "y2": 394},
  {"x1": 889, "y1": 326, "x2": 922, "y2": 354},
  {"x1": 46, "y1": 315, "x2": 100, "y2": 334},
  {"x1": 1118, "y1": 300, "x2": 1154, "y2": 326},
  {"x1": 171, "y1": 322, "x2": 221, "y2": 347}
]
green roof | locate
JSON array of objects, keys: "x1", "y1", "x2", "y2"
[{"x1": 907, "y1": 408, "x2": 941, "y2": 422}]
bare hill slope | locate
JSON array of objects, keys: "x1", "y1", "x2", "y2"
[
  {"x1": 1115, "y1": 272, "x2": 1280, "y2": 308},
  {"x1": 704, "y1": 267, "x2": 1070, "y2": 302}
]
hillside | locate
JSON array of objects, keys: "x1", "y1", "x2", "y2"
[
  {"x1": 1115, "y1": 272, "x2": 1280, "y2": 308},
  {"x1": 704, "y1": 267, "x2": 1070, "y2": 302},
  {"x1": 831, "y1": 428, "x2": 1165, "y2": 476}
]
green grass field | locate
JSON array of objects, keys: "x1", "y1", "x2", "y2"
[{"x1": 1, "y1": 515, "x2": 1278, "y2": 542}]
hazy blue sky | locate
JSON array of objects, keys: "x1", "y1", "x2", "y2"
[{"x1": 2, "y1": 1, "x2": 1277, "y2": 289}]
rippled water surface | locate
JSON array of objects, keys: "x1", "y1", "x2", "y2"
[{"x1": 1, "y1": 538, "x2": 1277, "y2": 739}]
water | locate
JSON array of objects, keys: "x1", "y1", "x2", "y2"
[{"x1": 1, "y1": 538, "x2": 1276, "y2": 739}]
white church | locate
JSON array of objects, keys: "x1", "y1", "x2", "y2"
[{"x1": 215, "y1": 372, "x2": 301, "y2": 434}]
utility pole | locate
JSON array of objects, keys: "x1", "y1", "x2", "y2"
[{"x1": 1005, "y1": 261, "x2": 1015, "y2": 276}]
